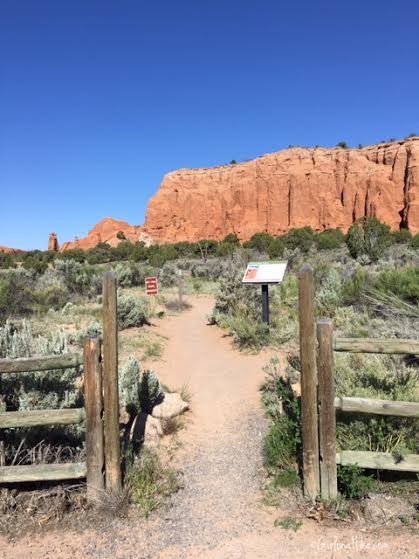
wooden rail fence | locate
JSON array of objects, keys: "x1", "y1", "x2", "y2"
[
  {"x1": 299, "y1": 264, "x2": 419, "y2": 500},
  {"x1": 0, "y1": 273, "x2": 121, "y2": 500}
]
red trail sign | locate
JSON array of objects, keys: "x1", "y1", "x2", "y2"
[{"x1": 145, "y1": 277, "x2": 158, "y2": 296}]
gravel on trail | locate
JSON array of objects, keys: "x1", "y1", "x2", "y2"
[{"x1": 1, "y1": 297, "x2": 417, "y2": 559}]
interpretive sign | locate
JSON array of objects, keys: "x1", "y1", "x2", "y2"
[
  {"x1": 242, "y1": 261, "x2": 287, "y2": 285},
  {"x1": 242, "y1": 261, "x2": 288, "y2": 325}
]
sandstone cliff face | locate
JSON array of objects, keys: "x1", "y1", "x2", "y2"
[
  {"x1": 60, "y1": 217, "x2": 148, "y2": 251},
  {"x1": 143, "y1": 138, "x2": 419, "y2": 242},
  {"x1": 0, "y1": 245, "x2": 23, "y2": 254}
]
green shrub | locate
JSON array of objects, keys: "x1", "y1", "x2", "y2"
[
  {"x1": 54, "y1": 259, "x2": 101, "y2": 298},
  {"x1": 0, "y1": 271, "x2": 35, "y2": 323},
  {"x1": 127, "y1": 448, "x2": 181, "y2": 517},
  {"x1": 222, "y1": 233, "x2": 240, "y2": 246},
  {"x1": 216, "y1": 241, "x2": 236, "y2": 257},
  {"x1": 282, "y1": 227, "x2": 314, "y2": 253},
  {"x1": 411, "y1": 234, "x2": 419, "y2": 249},
  {"x1": 346, "y1": 217, "x2": 392, "y2": 261},
  {"x1": 337, "y1": 465, "x2": 377, "y2": 499},
  {"x1": 261, "y1": 364, "x2": 301, "y2": 485},
  {"x1": 336, "y1": 141, "x2": 348, "y2": 149},
  {"x1": 115, "y1": 261, "x2": 148, "y2": 288},
  {"x1": 315, "y1": 228, "x2": 345, "y2": 250},
  {"x1": 0, "y1": 253, "x2": 15, "y2": 269},
  {"x1": 117, "y1": 294, "x2": 151, "y2": 329},
  {"x1": 119, "y1": 359, "x2": 163, "y2": 415},
  {"x1": 243, "y1": 232, "x2": 274, "y2": 252},
  {"x1": 341, "y1": 269, "x2": 366, "y2": 304},
  {"x1": 22, "y1": 255, "x2": 48, "y2": 274},
  {"x1": 374, "y1": 267, "x2": 419, "y2": 304},
  {"x1": 139, "y1": 370, "x2": 163, "y2": 413},
  {"x1": 116, "y1": 231, "x2": 126, "y2": 240},
  {"x1": 268, "y1": 238, "x2": 285, "y2": 259},
  {"x1": 392, "y1": 229, "x2": 412, "y2": 244},
  {"x1": 220, "y1": 312, "x2": 270, "y2": 348}
]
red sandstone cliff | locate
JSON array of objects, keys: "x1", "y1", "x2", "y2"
[
  {"x1": 60, "y1": 217, "x2": 149, "y2": 251},
  {"x1": 143, "y1": 138, "x2": 419, "y2": 242},
  {"x1": 61, "y1": 138, "x2": 419, "y2": 250},
  {"x1": 0, "y1": 245, "x2": 23, "y2": 254}
]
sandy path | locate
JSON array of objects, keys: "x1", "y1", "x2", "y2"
[{"x1": 1, "y1": 297, "x2": 418, "y2": 558}]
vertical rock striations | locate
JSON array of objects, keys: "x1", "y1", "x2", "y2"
[{"x1": 144, "y1": 138, "x2": 419, "y2": 242}]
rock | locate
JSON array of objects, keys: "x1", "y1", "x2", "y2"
[
  {"x1": 361, "y1": 494, "x2": 415, "y2": 523},
  {"x1": 144, "y1": 138, "x2": 419, "y2": 240},
  {"x1": 151, "y1": 392, "x2": 189, "y2": 419},
  {"x1": 0, "y1": 245, "x2": 23, "y2": 254},
  {"x1": 60, "y1": 217, "x2": 146, "y2": 251},
  {"x1": 48, "y1": 232, "x2": 59, "y2": 252},
  {"x1": 59, "y1": 138, "x2": 419, "y2": 251},
  {"x1": 130, "y1": 412, "x2": 163, "y2": 446},
  {"x1": 290, "y1": 383, "x2": 301, "y2": 398}
]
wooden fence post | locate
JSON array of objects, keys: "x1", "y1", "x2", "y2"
[
  {"x1": 102, "y1": 273, "x2": 121, "y2": 493},
  {"x1": 84, "y1": 336, "x2": 104, "y2": 500},
  {"x1": 298, "y1": 264, "x2": 320, "y2": 499},
  {"x1": 178, "y1": 273, "x2": 184, "y2": 307},
  {"x1": 317, "y1": 319, "x2": 338, "y2": 499}
]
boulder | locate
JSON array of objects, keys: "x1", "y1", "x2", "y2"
[
  {"x1": 151, "y1": 392, "x2": 189, "y2": 420},
  {"x1": 130, "y1": 412, "x2": 163, "y2": 446},
  {"x1": 290, "y1": 383, "x2": 301, "y2": 398}
]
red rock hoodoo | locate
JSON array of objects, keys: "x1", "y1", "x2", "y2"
[
  {"x1": 48, "y1": 233, "x2": 59, "y2": 252},
  {"x1": 61, "y1": 138, "x2": 419, "y2": 250}
]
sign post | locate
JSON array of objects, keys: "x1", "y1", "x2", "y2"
[
  {"x1": 261, "y1": 284, "x2": 270, "y2": 324},
  {"x1": 242, "y1": 261, "x2": 287, "y2": 324},
  {"x1": 145, "y1": 277, "x2": 159, "y2": 311}
]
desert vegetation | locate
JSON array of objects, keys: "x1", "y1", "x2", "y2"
[{"x1": 0, "y1": 216, "x2": 418, "y2": 527}]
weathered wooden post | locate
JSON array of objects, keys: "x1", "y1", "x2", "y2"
[
  {"x1": 178, "y1": 271, "x2": 184, "y2": 307},
  {"x1": 317, "y1": 319, "x2": 338, "y2": 499},
  {"x1": 298, "y1": 264, "x2": 320, "y2": 499},
  {"x1": 84, "y1": 336, "x2": 104, "y2": 500},
  {"x1": 102, "y1": 273, "x2": 121, "y2": 493}
]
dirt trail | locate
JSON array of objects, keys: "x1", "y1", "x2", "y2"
[{"x1": 2, "y1": 297, "x2": 417, "y2": 558}]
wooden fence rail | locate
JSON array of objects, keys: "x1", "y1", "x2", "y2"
[
  {"x1": 298, "y1": 264, "x2": 419, "y2": 499},
  {"x1": 0, "y1": 273, "x2": 121, "y2": 499}
]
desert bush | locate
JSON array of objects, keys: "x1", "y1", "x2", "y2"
[
  {"x1": 126, "y1": 448, "x2": 181, "y2": 517},
  {"x1": 373, "y1": 267, "x2": 419, "y2": 304},
  {"x1": 346, "y1": 217, "x2": 392, "y2": 261},
  {"x1": 315, "y1": 267, "x2": 342, "y2": 315},
  {"x1": 261, "y1": 359, "x2": 301, "y2": 487},
  {"x1": 159, "y1": 262, "x2": 178, "y2": 287},
  {"x1": 411, "y1": 234, "x2": 419, "y2": 249},
  {"x1": 335, "y1": 353, "x2": 419, "y2": 457},
  {"x1": 243, "y1": 232, "x2": 274, "y2": 252},
  {"x1": 0, "y1": 253, "x2": 15, "y2": 269},
  {"x1": 282, "y1": 227, "x2": 314, "y2": 253},
  {"x1": 0, "y1": 321, "x2": 84, "y2": 464},
  {"x1": 0, "y1": 270, "x2": 35, "y2": 323},
  {"x1": 222, "y1": 233, "x2": 240, "y2": 246},
  {"x1": 114, "y1": 261, "x2": 149, "y2": 288},
  {"x1": 117, "y1": 294, "x2": 151, "y2": 329},
  {"x1": 54, "y1": 259, "x2": 101, "y2": 298},
  {"x1": 268, "y1": 237, "x2": 285, "y2": 259},
  {"x1": 220, "y1": 312, "x2": 270, "y2": 349},
  {"x1": 392, "y1": 229, "x2": 412, "y2": 244},
  {"x1": 119, "y1": 358, "x2": 163, "y2": 415},
  {"x1": 315, "y1": 228, "x2": 345, "y2": 250}
]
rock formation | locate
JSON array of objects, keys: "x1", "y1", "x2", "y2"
[
  {"x1": 60, "y1": 217, "x2": 151, "y2": 251},
  {"x1": 61, "y1": 138, "x2": 419, "y2": 250},
  {"x1": 144, "y1": 137, "x2": 419, "y2": 242},
  {"x1": 48, "y1": 233, "x2": 59, "y2": 252},
  {"x1": 0, "y1": 245, "x2": 23, "y2": 254}
]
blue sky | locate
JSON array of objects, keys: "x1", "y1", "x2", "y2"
[{"x1": 1, "y1": 0, "x2": 419, "y2": 250}]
